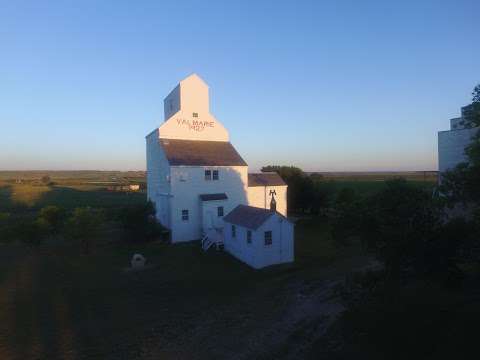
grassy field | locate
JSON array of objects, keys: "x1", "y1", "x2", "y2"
[
  {"x1": 321, "y1": 179, "x2": 436, "y2": 197},
  {"x1": 0, "y1": 169, "x2": 437, "y2": 212},
  {"x1": 0, "y1": 218, "x2": 370, "y2": 359},
  {"x1": 0, "y1": 174, "x2": 374, "y2": 359},
  {"x1": 0, "y1": 184, "x2": 145, "y2": 213},
  {"x1": 0, "y1": 171, "x2": 440, "y2": 359}
]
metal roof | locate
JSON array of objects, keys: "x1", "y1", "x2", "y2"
[
  {"x1": 199, "y1": 193, "x2": 228, "y2": 201},
  {"x1": 248, "y1": 173, "x2": 287, "y2": 187},
  {"x1": 159, "y1": 139, "x2": 247, "y2": 166},
  {"x1": 223, "y1": 205, "x2": 276, "y2": 230}
]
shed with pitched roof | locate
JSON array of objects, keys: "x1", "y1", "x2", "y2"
[{"x1": 223, "y1": 205, "x2": 294, "y2": 269}]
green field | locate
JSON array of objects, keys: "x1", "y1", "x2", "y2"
[
  {"x1": 0, "y1": 173, "x2": 375, "y2": 359},
  {"x1": 0, "y1": 170, "x2": 437, "y2": 212},
  {"x1": 321, "y1": 179, "x2": 436, "y2": 197},
  {"x1": 0, "y1": 184, "x2": 146, "y2": 213},
  {"x1": 0, "y1": 217, "x2": 370, "y2": 359},
  {"x1": 0, "y1": 171, "x2": 442, "y2": 359}
]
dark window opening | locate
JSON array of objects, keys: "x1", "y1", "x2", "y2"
[
  {"x1": 217, "y1": 206, "x2": 224, "y2": 217},
  {"x1": 247, "y1": 230, "x2": 252, "y2": 244},
  {"x1": 264, "y1": 230, "x2": 272, "y2": 246},
  {"x1": 232, "y1": 225, "x2": 236, "y2": 238},
  {"x1": 182, "y1": 209, "x2": 189, "y2": 221},
  {"x1": 205, "y1": 170, "x2": 212, "y2": 180},
  {"x1": 212, "y1": 170, "x2": 219, "y2": 180}
]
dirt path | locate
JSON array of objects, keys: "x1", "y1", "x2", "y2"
[{"x1": 230, "y1": 259, "x2": 379, "y2": 359}]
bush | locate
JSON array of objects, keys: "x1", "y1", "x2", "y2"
[
  {"x1": 38, "y1": 205, "x2": 66, "y2": 235},
  {"x1": 65, "y1": 207, "x2": 104, "y2": 254},
  {"x1": 15, "y1": 218, "x2": 48, "y2": 246},
  {"x1": 117, "y1": 201, "x2": 163, "y2": 242},
  {"x1": 261, "y1": 165, "x2": 332, "y2": 214},
  {"x1": 361, "y1": 178, "x2": 441, "y2": 280},
  {"x1": 0, "y1": 213, "x2": 13, "y2": 243}
]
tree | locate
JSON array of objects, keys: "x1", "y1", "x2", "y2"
[
  {"x1": 462, "y1": 84, "x2": 480, "y2": 128},
  {"x1": 422, "y1": 218, "x2": 474, "y2": 281},
  {"x1": 37, "y1": 205, "x2": 66, "y2": 235},
  {"x1": 117, "y1": 201, "x2": 163, "y2": 242},
  {"x1": 41, "y1": 175, "x2": 52, "y2": 186},
  {"x1": 14, "y1": 218, "x2": 48, "y2": 246},
  {"x1": 65, "y1": 207, "x2": 104, "y2": 254},
  {"x1": 261, "y1": 165, "x2": 331, "y2": 214},
  {"x1": 0, "y1": 213, "x2": 13, "y2": 243},
  {"x1": 330, "y1": 188, "x2": 363, "y2": 245},
  {"x1": 360, "y1": 178, "x2": 440, "y2": 280}
]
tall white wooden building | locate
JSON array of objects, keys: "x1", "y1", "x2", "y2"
[
  {"x1": 146, "y1": 74, "x2": 292, "y2": 266},
  {"x1": 438, "y1": 105, "x2": 479, "y2": 176}
]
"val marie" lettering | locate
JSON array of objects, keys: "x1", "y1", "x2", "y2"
[{"x1": 176, "y1": 118, "x2": 215, "y2": 132}]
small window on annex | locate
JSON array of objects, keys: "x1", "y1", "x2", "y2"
[
  {"x1": 247, "y1": 230, "x2": 252, "y2": 244},
  {"x1": 232, "y1": 225, "x2": 236, "y2": 238},
  {"x1": 217, "y1": 206, "x2": 224, "y2": 217},
  {"x1": 212, "y1": 170, "x2": 219, "y2": 180},
  {"x1": 264, "y1": 231, "x2": 272, "y2": 246},
  {"x1": 192, "y1": 112, "x2": 199, "y2": 117},
  {"x1": 205, "y1": 170, "x2": 212, "y2": 181},
  {"x1": 181, "y1": 209, "x2": 189, "y2": 221}
]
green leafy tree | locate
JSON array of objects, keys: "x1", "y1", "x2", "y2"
[
  {"x1": 462, "y1": 84, "x2": 480, "y2": 128},
  {"x1": 14, "y1": 218, "x2": 48, "y2": 246},
  {"x1": 65, "y1": 207, "x2": 104, "y2": 254},
  {"x1": 38, "y1": 205, "x2": 66, "y2": 235},
  {"x1": 360, "y1": 178, "x2": 440, "y2": 280},
  {"x1": 0, "y1": 213, "x2": 13, "y2": 243},
  {"x1": 331, "y1": 188, "x2": 363, "y2": 245},
  {"x1": 118, "y1": 201, "x2": 163, "y2": 242},
  {"x1": 41, "y1": 175, "x2": 52, "y2": 186},
  {"x1": 261, "y1": 166, "x2": 331, "y2": 213}
]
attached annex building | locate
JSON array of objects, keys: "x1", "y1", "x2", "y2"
[{"x1": 146, "y1": 74, "x2": 294, "y2": 268}]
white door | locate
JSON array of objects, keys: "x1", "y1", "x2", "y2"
[{"x1": 203, "y1": 209, "x2": 214, "y2": 231}]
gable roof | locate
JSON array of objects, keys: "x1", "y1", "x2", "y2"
[
  {"x1": 224, "y1": 205, "x2": 287, "y2": 230},
  {"x1": 199, "y1": 193, "x2": 228, "y2": 201},
  {"x1": 248, "y1": 173, "x2": 286, "y2": 187},
  {"x1": 159, "y1": 139, "x2": 247, "y2": 166}
]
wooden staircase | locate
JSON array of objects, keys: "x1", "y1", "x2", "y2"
[{"x1": 201, "y1": 228, "x2": 224, "y2": 251}]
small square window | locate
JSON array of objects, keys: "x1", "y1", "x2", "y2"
[
  {"x1": 264, "y1": 231, "x2": 272, "y2": 246},
  {"x1": 232, "y1": 225, "x2": 236, "y2": 238},
  {"x1": 205, "y1": 170, "x2": 212, "y2": 181},
  {"x1": 247, "y1": 230, "x2": 252, "y2": 244},
  {"x1": 212, "y1": 170, "x2": 219, "y2": 180},
  {"x1": 217, "y1": 206, "x2": 224, "y2": 217},
  {"x1": 192, "y1": 112, "x2": 198, "y2": 117},
  {"x1": 182, "y1": 209, "x2": 189, "y2": 221}
]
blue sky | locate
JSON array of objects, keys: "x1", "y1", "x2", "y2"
[{"x1": 1, "y1": 0, "x2": 478, "y2": 172}]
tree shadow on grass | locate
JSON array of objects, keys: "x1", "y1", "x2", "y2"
[{"x1": 0, "y1": 184, "x2": 146, "y2": 214}]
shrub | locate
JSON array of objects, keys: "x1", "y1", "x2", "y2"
[
  {"x1": 118, "y1": 201, "x2": 163, "y2": 242},
  {"x1": 15, "y1": 218, "x2": 48, "y2": 246},
  {"x1": 38, "y1": 205, "x2": 66, "y2": 235},
  {"x1": 0, "y1": 212, "x2": 13, "y2": 243},
  {"x1": 65, "y1": 207, "x2": 104, "y2": 254}
]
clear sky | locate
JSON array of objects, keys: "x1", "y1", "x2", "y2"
[{"x1": 1, "y1": 0, "x2": 478, "y2": 172}]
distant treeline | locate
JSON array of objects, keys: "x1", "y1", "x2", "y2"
[
  {"x1": 261, "y1": 165, "x2": 436, "y2": 214},
  {"x1": 0, "y1": 170, "x2": 146, "y2": 182}
]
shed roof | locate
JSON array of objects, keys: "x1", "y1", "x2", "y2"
[
  {"x1": 248, "y1": 173, "x2": 287, "y2": 187},
  {"x1": 159, "y1": 139, "x2": 247, "y2": 166},
  {"x1": 224, "y1": 205, "x2": 288, "y2": 230},
  {"x1": 199, "y1": 193, "x2": 228, "y2": 201}
]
